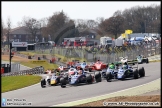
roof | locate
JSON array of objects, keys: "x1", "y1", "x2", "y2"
[{"x1": 10, "y1": 26, "x2": 41, "y2": 35}]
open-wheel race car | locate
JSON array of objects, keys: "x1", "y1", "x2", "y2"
[
  {"x1": 135, "y1": 55, "x2": 149, "y2": 64},
  {"x1": 75, "y1": 61, "x2": 89, "y2": 71},
  {"x1": 55, "y1": 65, "x2": 70, "y2": 72},
  {"x1": 40, "y1": 72, "x2": 68, "y2": 88},
  {"x1": 105, "y1": 61, "x2": 145, "y2": 82},
  {"x1": 59, "y1": 69, "x2": 102, "y2": 88},
  {"x1": 88, "y1": 60, "x2": 107, "y2": 72}
]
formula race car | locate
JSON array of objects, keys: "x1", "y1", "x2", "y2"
[
  {"x1": 41, "y1": 72, "x2": 68, "y2": 88},
  {"x1": 135, "y1": 55, "x2": 149, "y2": 64},
  {"x1": 56, "y1": 65, "x2": 70, "y2": 72},
  {"x1": 75, "y1": 62, "x2": 89, "y2": 71},
  {"x1": 88, "y1": 60, "x2": 107, "y2": 72},
  {"x1": 105, "y1": 62, "x2": 145, "y2": 82},
  {"x1": 59, "y1": 70, "x2": 102, "y2": 88}
]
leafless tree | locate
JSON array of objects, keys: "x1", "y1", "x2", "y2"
[
  {"x1": 6, "y1": 17, "x2": 11, "y2": 46},
  {"x1": 86, "y1": 19, "x2": 98, "y2": 29},
  {"x1": 22, "y1": 17, "x2": 40, "y2": 43},
  {"x1": 46, "y1": 10, "x2": 69, "y2": 41},
  {"x1": 99, "y1": 15, "x2": 124, "y2": 39}
]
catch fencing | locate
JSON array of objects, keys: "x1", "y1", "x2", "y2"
[
  {"x1": 20, "y1": 38, "x2": 161, "y2": 64},
  {"x1": 1, "y1": 66, "x2": 44, "y2": 77}
]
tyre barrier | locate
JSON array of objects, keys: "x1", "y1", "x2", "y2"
[{"x1": 1, "y1": 66, "x2": 44, "y2": 77}]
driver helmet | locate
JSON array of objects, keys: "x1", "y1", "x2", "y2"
[
  {"x1": 123, "y1": 65, "x2": 128, "y2": 69},
  {"x1": 109, "y1": 64, "x2": 115, "y2": 69},
  {"x1": 56, "y1": 71, "x2": 60, "y2": 76}
]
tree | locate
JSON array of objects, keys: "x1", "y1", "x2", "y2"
[
  {"x1": 47, "y1": 10, "x2": 69, "y2": 41},
  {"x1": 39, "y1": 17, "x2": 49, "y2": 42},
  {"x1": 99, "y1": 15, "x2": 124, "y2": 39},
  {"x1": 6, "y1": 17, "x2": 11, "y2": 46},
  {"x1": 86, "y1": 19, "x2": 98, "y2": 29},
  {"x1": 74, "y1": 19, "x2": 88, "y2": 29},
  {"x1": 22, "y1": 17, "x2": 40, "y2": 43}
]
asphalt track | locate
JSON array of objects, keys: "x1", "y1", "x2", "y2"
[{"x1": 2, "y1": 62, "x2": 160, "y2": 106}]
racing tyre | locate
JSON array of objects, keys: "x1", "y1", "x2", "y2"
[
  {"x1": 146, "y1": 58, "x2": 149, "y2": 64},
  {"x1": 139, "y1": 67, "x2": 145, "y2": 77},
  {"x1": 41, "y1": 79, "x2": 46, "y2": 88},
  {"x1": 60, "y1": 78, "x2": 66, "y2": 88},
  {"x1": 106, "y1": 72, "x2": 112, "y2": 82},
  {"x1": 86, "y1": 74, "x2": 93, "y2": 83},
  {"x1": 89, "y1": 68, "x2": 92, "y2": 72},
  {"x1": 133, "y1": 69, "x2": 139, "y2": 79},
  {"x1": 95, "y1": 72, "x2": 101, "y2": 82}
]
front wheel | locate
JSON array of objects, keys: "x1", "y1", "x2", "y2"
[
  {"x1": 41, "y1": 79, "x2": 46, "y2": 88},
  {"x1": 106, "y1": 72, "x2": 112, "y2": 82}
]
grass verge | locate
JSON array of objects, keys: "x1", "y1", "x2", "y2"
[
  {"x1": 20, "y1": 61, "x2": 58, "y2": 70},
  {"x1": 2, "y1": 75, "x2": 42, "y2": 93}
]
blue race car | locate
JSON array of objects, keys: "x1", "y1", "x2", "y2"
[
  {"x1": 60, "y1": 70, "x2": 101, "y2": 88},
  {"x1": 105, "y1": 62, "x2": 145, "y2": 82},
  {"x1": 136, "y1": 55, "x2": 149, "y2": 64}
]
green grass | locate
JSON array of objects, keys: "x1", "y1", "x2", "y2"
[
  {"x1": 1, "y1": 75, "x2": 42, "y2": 93},
  {"x1": 20, "y1": 61, "x2": 58, "y2": 70}
]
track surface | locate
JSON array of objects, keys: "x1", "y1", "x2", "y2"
[{"x1": 2, "y1": 62, "x2": 160, "y2": 106}]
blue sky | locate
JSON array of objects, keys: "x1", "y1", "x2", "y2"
[{"x1": 2, "y1": 1, "x2": 161, "y2": 28}]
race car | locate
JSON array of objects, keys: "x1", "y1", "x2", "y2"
[
  {"x1": 135, "y1": 55, "x2": 149, "y2": 64},
  {"x1": 59, "y1": 69, "x2": 102, "y2": 88},
  {"x1": 105, "y1": 62, "x2": 145, "y2": 82},
  {"x1": 56, "y1": 65, "x2": 70, "y2": 72},
  {"x1": 101, "y1": 63, "x2": 118, "y2": 78},
  {"x1": 44, "y1": 69, "x2": 53, "y2": 74},
  {"x1": 88, "y1": 60, "x2": 107, "y2": 72},
  {"x1": 76, "y1": 61, "x2": 89, "y2": 71},
  {"x1": 40, "y1": 72, "x2": 68, "y2": 88}
]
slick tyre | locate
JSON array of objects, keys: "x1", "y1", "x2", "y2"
[
  {"x1": 95, "y1": 72, "x2": 102, "y2": 82},
  {"x1": 106, "y1": 72, "x2": 112, "y2": 82},
  {"x1": 133, "y1": 69, "x2": 139, "y2": 79},
  {"x1": 41, "y1": 79, "x2": 46, "y2": 88},
  {"x1": 60, "y1": 77, "x2": 66, "y2": 88},
  {"x1": 139, "y1": 67, "x2": 145, "y2": 77},
  {"x1": 86, "y1": 74, "x2": 93, "y2": 83},
  {"x1": 146, "y1": 58, "x2": 149, "y2": 64}
]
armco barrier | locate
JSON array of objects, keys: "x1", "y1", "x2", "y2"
[{"x1": 1, "y1": 66, "x2": 44, "y2": 77}]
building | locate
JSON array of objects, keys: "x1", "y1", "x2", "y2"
[{"x1": 8, "y1": 26, "x2": 42, "y2": 44}]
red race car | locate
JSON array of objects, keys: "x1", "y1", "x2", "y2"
[
  {"x1": 88, "y1": 60, "x2": 107, "y2": 72},
  {"x1": 56, "y1": 65, "x2": 70, "y2": 72}
]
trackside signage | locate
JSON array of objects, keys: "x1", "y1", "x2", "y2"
[{"x1": 12, "y1": 42, "x2": 27, "y2": 47}]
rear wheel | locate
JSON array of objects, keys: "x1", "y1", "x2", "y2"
[
  {"x1": 146, "y1": 58, "x2": 149, "y2": 64},
  {"x1": 133, "y1": 69, "x2": 139, "y2": 79},
  {"x1": 139, "y1": 67, "x2": 145, "y2": 77},
  {"x1": 95, "y1": 72, "x2": 102, "y2": 82},
  {"x1": 60, "y1": 78, "x2": 66, "y2": 88},
  {"x1": 86, "y1": 74, "x2": 93, "y2": 83}
]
